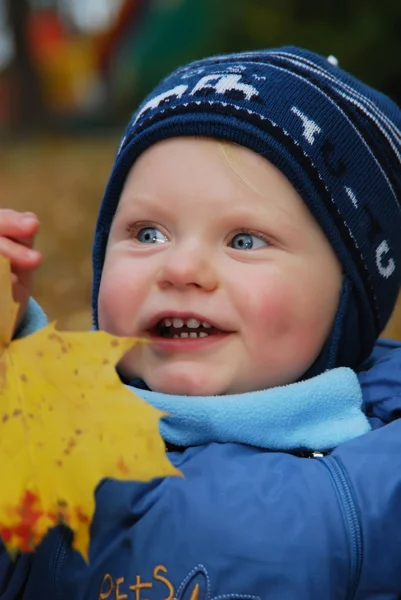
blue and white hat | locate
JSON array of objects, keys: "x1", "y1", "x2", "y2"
[{"x1": 93, "y1": 46, "x2": 401, "y2": 375}]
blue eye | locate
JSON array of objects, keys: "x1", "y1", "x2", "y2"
[
  {"x1": 137, "y1": 227, "x2": 168, "y2": 244},
  {"x1": 230, "y1": 232, "x2": 268, "y2": 250}
]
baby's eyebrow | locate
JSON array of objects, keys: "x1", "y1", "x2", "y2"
[{"x1": 118, "y1": 194, "x2": 170, "y2": 215}]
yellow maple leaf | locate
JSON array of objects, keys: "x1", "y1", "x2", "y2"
[{"x1": 0, "y1": 255, "x2": 179, "y2": 560}]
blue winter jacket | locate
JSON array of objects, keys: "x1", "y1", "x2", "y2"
[{"x1": 1, "y1": 299, "x2": 401, "y2": 599}]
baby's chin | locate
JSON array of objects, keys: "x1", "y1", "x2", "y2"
[
  {"x1": 119, "y1": 359, "x2": 284, "y2": 396},
  {"x1": 117, "y1": 359, "x2": 227, "y2": 396},
  {"x1": 137, "y1": 369, "x2": 233, "y2": 396},
  {"x1": 142, "y1": 377, "x2": 225, "y2": 397}
]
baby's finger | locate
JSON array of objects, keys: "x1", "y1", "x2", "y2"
[
  {"x1": 0, "y1": 236, "x2": 42, "y2": 269},
  {"x1": 12, "y1": 233, "x2": 38, "y2": 250},
  {"x1": 0, "y1": 210, "x2": 39, "y2": 239}
]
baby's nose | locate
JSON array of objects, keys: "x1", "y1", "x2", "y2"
[{"x1": 157, "y1": 244, "x2": 218, "y2": 292}]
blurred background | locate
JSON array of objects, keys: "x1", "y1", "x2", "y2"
[{"x1": 1, "y1": 0, "x2": 401, "y2": 336}]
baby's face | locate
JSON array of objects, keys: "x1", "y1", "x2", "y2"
[{"x1": 98, "y1": 138, "x2": 342, "y2": 395}]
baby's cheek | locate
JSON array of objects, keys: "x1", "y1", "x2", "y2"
[
  {"x1": 245, "y1": 280, "x2": 296, "y2": 337},
  {"x1": 98, "y1": 266, "x2": 129, "y2": 335},
  {"x1": 97, "y1": 287, "x2": 118, "y2": 334},
  {"x1": 243, "y1": 275, "x2": 326, "y2": 368}
]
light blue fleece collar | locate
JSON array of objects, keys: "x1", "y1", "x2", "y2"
[
  {"x1": 132, "y1": 368, "x2": 370, "y2": 452},
  {"x1": 14, "y1": 298, "x2": 48, "y2": 338}
]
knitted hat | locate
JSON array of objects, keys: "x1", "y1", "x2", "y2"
[{"x1": 92, "y1": 46, "x2": 401, "y2": 374}]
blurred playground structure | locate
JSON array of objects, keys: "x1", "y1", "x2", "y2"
[
  {"x1": 0, "y1": 0, "x2": 232, "y2": 133},
  {"x1": 1, "y1": 0, "x2": 400, "y2": 135}
]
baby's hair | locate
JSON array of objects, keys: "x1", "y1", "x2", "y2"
[
  {"x1": 191, "y1": 136, "x2": 265, "y2": 197},
  {"x1": 216, "y1": 141, "x2": 264, "y2": 197}
]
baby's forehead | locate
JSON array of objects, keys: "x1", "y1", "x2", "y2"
[
  {"x1": 111, "y1": 138, "x2": 324, "y2": 243},
  {"x1": 117, "y1": 137, "x2": 292, "y2": 197}
]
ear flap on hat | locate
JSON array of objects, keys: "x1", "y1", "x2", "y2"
[{"x1": 304, "y1": 276, "x2": 364, "y2": 378}]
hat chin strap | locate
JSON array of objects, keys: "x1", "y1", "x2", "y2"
[{"x1": 303, "y1": 277, "x2": 363, "y2": 379}]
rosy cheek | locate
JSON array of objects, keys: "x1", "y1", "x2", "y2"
[
  {"x1": 243, "y1": 281, "x2": 296, "y2": 337},
  {"x1": 98, "y1": 281, "x2": 119, "y2": 333},
  {"x1": 98, "y1": 264, "x2": 129, "y2": 333},
  {"x1": 100, "y1": 256, "x2": 154, "y2": 337}
]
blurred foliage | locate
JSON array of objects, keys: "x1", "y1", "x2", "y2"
[
  {"x1": 1, "y1": 0, "x2": 400, "y2": 131},
  {"x1": 108, "y1": 0, "x2": 232, "y2": 112},
  {"x1": 229, "y1": 0, "x2": 401, "y2": 103},
  {"x1": 109, "y1": 0, "x2": 401, "y2": 113},
  {"x1": 2, "y1": 137, "x2": 116, "y2": 329}
]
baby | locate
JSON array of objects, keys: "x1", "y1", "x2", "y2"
[{"x1": 1, "y1": 46, "x2": 401, "y2": 599}]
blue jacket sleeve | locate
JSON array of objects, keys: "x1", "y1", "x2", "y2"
[
  {"x1": 359, "y1": 338, "x2": 401, "y2": 428},
  {"x1": 330, "y1": 418, "x2": 401, "y2": 598},
  {"x1": 0, "y1": 547, "x2": 30, "y2": 599}
]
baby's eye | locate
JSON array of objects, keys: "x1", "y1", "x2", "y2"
[
  {"x1": 136, "y1": 227, "x2": 168, "y2": 244},
  {"x1": 229, "y1": 232, "x2": 268, "y2": 250}
]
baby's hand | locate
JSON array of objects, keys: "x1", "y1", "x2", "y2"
[{"x1": 0, "y1": 209, "x2": 42, "y2": 336}]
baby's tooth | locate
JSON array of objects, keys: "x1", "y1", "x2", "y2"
[
  {"x1": 164, "y1": 318, "x2": 172, "y2": 327},
  {"x1": 180, "y1": 332, "x2": 189, "y2": 338},
  {"x1": 189, "y1": 332, "x2": 197, "y2": 338},
  {"x1": 187, "y1": 318, "x2": 201, "y2": 328},
  {"x1": 199, "y1": 332, "x2": 208, "y2": 338},
  {"x1": 202, "y1": 321, "x2": 211, "y2": 328},
  {"x1": 173, "y1": 334, "x2": 179, "y2": 338},
  {"x1": 173, "y1": 317, "x2": 184, "y2": 328}
]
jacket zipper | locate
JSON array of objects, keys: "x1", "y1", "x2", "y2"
[
  {"x1": 52, "y1": 527, "x2": 71, "y2": 600},
  {"x1": 319, "y1": 455, "x2": 362, "y2": 600}
]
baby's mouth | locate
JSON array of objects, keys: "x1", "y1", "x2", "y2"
[{"x1": 151, "y1": 317, "x2": 225, "y2": 339}]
